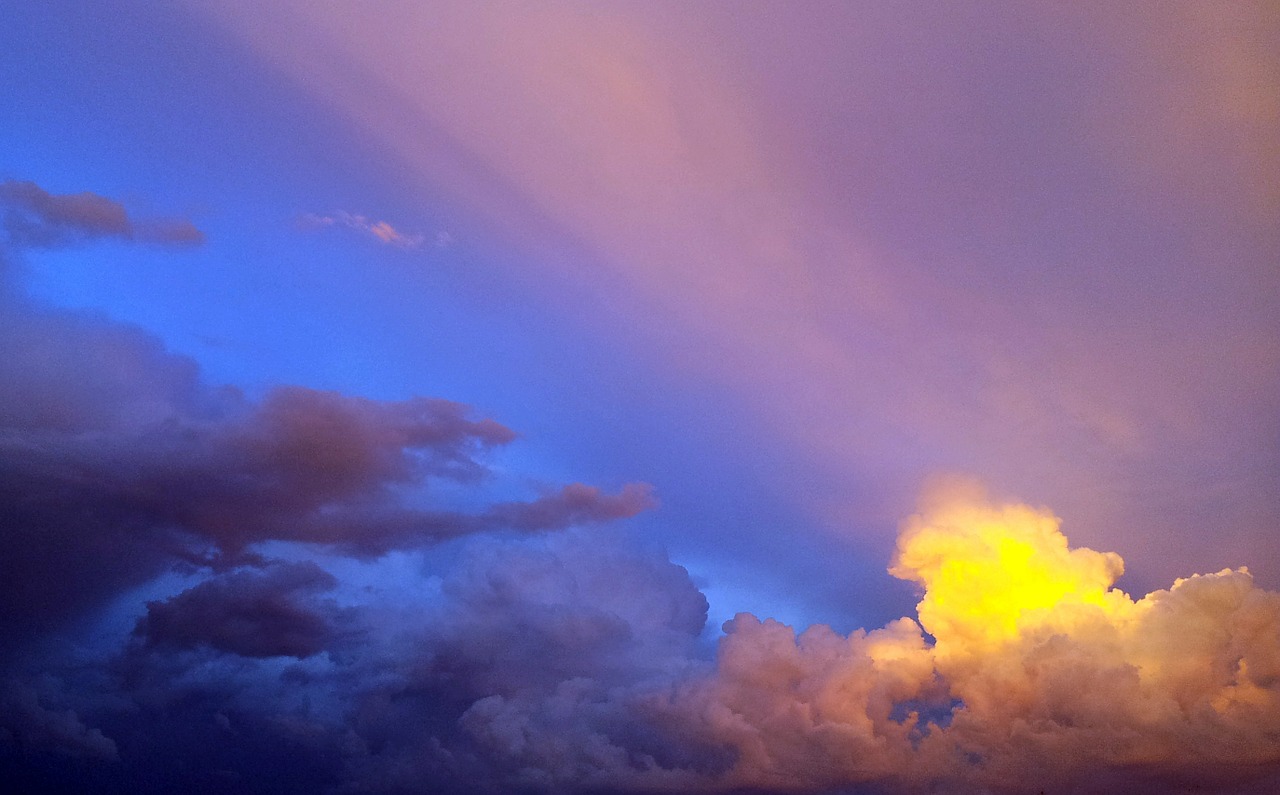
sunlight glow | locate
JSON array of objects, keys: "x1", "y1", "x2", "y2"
[{"x1": 891, "y1": 489, "x2": 1137, "y2": 654}]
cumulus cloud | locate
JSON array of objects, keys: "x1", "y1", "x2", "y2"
[
  {"x1": 11, "y1": 533, "x2": 711, "y2": 794},
  {"x1": 7, "y1": 481, "x2": 1280, "y2": 793},
  {"x1": 299, "y1": 210, "x2": 426, "y2": 248},
  {"x1": 0, "y1": 180, "x2": 204, "y2": 247},
  {"x1": 659, "y1": 484, "x2": 1280, "y2": 793},
  {"x1": 365, "y1": 533, "x2": 715, "y2": 792},
  {"x1": 901, "y1": 491, "x2": 1280, "y2": 792}
]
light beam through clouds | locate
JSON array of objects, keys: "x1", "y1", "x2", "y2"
[{"x1": 204, "y1": 0, "x2": 1280, "y2": 596}]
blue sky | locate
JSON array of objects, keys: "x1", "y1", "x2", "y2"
[{"x1": 4, "y1": 0, "x2": 932, "y2": 632}]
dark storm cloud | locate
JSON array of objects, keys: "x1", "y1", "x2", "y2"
[
  {"x1": 0, "y1": 300, "x2": 226, "y2": 643},
  {"x1": 0, "y1": 333, "x2": 653, "y2": 639},
  {"x1": 136, "y1": 562, "x2": 344, "y2": 659},
  {"x1": 0, "y1": 180, "x2": 204, "y2": 247},
  {"x1": 0, "y1": 181, "x2": 655, "y2": 653},
  {"x1": 0, "y1": 682, "x2": 119, "y2": 762},
  {"x1": 75, "y1": 533, "x2": 718, "y2": 795},
  {"x1": 0, "y1": 353, "x2": 522, "y2": 639},
  {"x1": 0, "y1": 180, "x2": 673, "y2": 792}
]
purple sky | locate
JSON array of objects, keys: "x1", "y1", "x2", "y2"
[{"x1": 2, "y1": 2, "x2": 1278, "y2": 793}]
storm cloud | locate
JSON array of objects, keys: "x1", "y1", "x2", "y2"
[
  {"x1": 135, "y1": 562, "x2": 344, "y2": 660},
  {"x1": 0, "y1": 182, "x2": 654, "y2": 655}
]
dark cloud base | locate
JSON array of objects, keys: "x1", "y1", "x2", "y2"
[{"x1": 0, "y1": 182, "x2": 678, "y2": 793}]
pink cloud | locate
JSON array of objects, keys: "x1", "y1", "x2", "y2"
[{"x1": 299, "y1": 210, "x2": 425, "y2": 248}]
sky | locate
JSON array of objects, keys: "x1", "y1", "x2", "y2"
[{"x1": 1, "y1": 1, "x2": 1278, "y2": 793}]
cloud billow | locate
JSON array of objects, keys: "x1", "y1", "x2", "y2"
[
  {"x1": 654, "y1": 488, "x2": 1280, "y2": 793},
  {"x1": 35, "y1": 491, "x2": 1280, "y2": 794},
  {"x1": 135, "y1": 562, "x2": 345, "y2": 659}
]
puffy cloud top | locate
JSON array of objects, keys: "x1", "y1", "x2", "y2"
[
  {"x1": 891, "y1": 484, "x2": 1129, "y2": 653},
  {"x1": 675, "y1": 487, "x2": 1280, "y2": 793}
]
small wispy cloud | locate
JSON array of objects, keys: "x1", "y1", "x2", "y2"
[{"x1": 299, "y1": 210, "x2": 429, "y2": 249}]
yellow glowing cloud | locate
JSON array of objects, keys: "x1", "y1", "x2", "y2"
[
  {"x1": 890, "y1": 483, "x2": 1136, "y2": 654},
  {"x1": 680, "y1": 483, "x2": 1280, "y2": 791}
]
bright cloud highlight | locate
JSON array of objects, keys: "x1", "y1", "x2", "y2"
[{"x1": 675, "y1": 485, "x2": 1280, "y2": 792}]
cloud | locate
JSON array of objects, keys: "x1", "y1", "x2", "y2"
[
  {"x1": 890, "y1": 477, "x2": 1130, "y2": 654},
  {"x1": 484, "y1": 482, "x2": 657, "y2": 532},
  {"x1": 299, "y1": 210, "x2": 426, "y2": 248},
  {"x1": 0, "y1": 183, "x2": 654, "y2": 653},
  {"x1": 670, "y1": 613, "x2": 938, "y2": 791},
  {"x1": 0, "y1": 683, "x2": 118, "y2": 761},
  {"x1": 904, "y1": 492, "x2": 1280, "y2": 791},
  {"x1": 6, "y1": 481, "x2": 1279, "y2": 793},
  {"x1": 135, "y1": 562, "x2": 345, "y2": 659},
  {"x1": 0, "y1": 180, "x2": 204, "y2": 247},
  {"x1": 410, "y1": 532, "x2": 714, "y2": 793},
  {"x1": 0, "y1": 355, "x2": 518, "y2": 637},
  {"x1": 660, "y1": 484, "x2": 1280, "y2": 793},
  {"x1": 4, "y1": 532, "x2": 712, "y2": 793},
  {"x1": 0, "y1": 322, "x2": 657, "y2": 638}
]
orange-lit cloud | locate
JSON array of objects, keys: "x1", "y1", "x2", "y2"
[
  {"x1": 891, "y1": 479, "x2": 1132, "y2": 654},
  {"x1": 663, "y1": 482, "x2": 1280, "y2": 792}
]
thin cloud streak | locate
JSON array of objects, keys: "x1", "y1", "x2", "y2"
[
  {"x1": 0, "y1": 179, "x2": 204, "y2": 247},
  {"x1": 299, "y1": 210, "x2": 426, "y2": 248}
]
